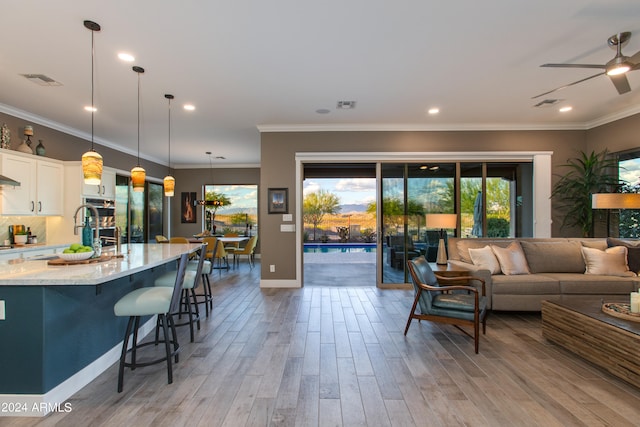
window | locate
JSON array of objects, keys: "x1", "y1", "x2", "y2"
[{"x1": 202, "y1": 184, "x2": 258, "y2": 235}]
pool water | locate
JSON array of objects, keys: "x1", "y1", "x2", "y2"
[{"x1": 303, "y1": 243, "x2": 376, "y2": 253}]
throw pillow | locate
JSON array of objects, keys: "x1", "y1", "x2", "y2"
[
  {"x1": 468, "y1": 246, "x2": 501, "y2": 274},
  {"x1": 607, "y1": 237, "x2": 640, "y2": 273},
  {"x1": 490, "y1": 241, "x2": 530, "y2": 275},
  {"x1": 581, "y1": 246, "x2": 636, "y2": 277},
  {"x1": 520, "y1": 241, "x2": 584, "y2": 273}
]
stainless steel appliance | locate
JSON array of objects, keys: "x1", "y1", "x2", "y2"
[{"x1": 84, "y1": 198, "x2": 118, "y2": 246}]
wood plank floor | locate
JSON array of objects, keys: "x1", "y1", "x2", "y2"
[{"x1": 4, "y1": 262, "x2": 640, "y2": 426}]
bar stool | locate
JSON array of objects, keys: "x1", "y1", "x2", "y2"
[
  {"x1": 113, "y1": 253, "x2": 189, "y2": 393},
  {"x1": 192, "y1": 237, "x2": 217, "y2": 316},
  {"x1": 154, "y1": 244, "x2": 206, "y2": 342}
]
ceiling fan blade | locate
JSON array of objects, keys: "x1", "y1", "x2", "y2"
[
  {"x1": 541, "y1": 63, "x2": 605, "y2": 69},
  {"x1": 609, "y1": 74, "x2": 631, "y2": 94},
  {"x1": 629, "y1": 50, "x2": 640, "y2": 66},
  {"x1": 532, "y1": 72, "x2": 604, "y2": 99}
]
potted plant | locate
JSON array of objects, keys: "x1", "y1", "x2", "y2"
[
  {"x1": 552, "y1": 149, "x2": 620, "y2": 237},
  {"x1": 14, "y1": 231, "x2": 28, "y2": 245}
]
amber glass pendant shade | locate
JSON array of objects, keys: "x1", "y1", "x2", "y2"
[
  {"x1": 163, "y1": 175, "x2": 175, "y2": 197},
  {"x1": 82, "y1": 149, "x2": 103, "y2": 185},
  {"x1": 131, "y1": 166, "x2": 145, "y2": 192}
]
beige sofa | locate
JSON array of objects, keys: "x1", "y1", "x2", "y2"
[{"x1": 447, "y1": 237, "x2": 640, "y2": 311}]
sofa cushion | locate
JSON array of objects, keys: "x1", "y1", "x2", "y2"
[
  {"x1": 520, "y1": 241, "x2": 584, "y2": 273},
  {"x1": 607, "y1": 238, "x2": 640, "y2": 273},
  {"x1": 542, "y1": 273, "x2": 637, "y2": 294},
  {"x1": 577, "y1": 239, "x2": 608, "y2": 250},
  {"x1": 491, "y1": 242, "x2": 530, "y2": 275},
  {"x1": 492, "y1": 274, "x2": 560, "y2": 295},
  {"x1": 456, "y1": 239, "x2": 511, "y2": 264},
  {"x1": 581, "y1": 246, "x2": 635, "y2": 277},
  {"x1": 468, "y1": 246, "x2": 501, "y2": 274}
]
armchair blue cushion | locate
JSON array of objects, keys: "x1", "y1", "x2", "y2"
[{"x1": 406, "y1": 256, "x2": 488, "y2": 353}]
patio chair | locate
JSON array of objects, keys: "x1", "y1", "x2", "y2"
[{"x1": 406, "y1": 256, "x2": 488, "y2": 353}]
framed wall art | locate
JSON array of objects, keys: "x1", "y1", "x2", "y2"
[
  {"x1": 268, "y1": 188, "x2": 288, "y2": 214},
  {"x1": 181, "y1": 192, "x2": 197, "y2": 223}
]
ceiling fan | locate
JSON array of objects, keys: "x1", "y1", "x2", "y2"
[{"x1": 532, "y1": 31, "x2": 640, "y2": 99}]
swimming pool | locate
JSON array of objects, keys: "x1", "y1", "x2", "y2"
[{"x1": 303, "y1": 243, "x2": 377, "y2": 253}]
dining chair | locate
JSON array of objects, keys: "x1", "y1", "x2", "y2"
[
  {"x1": 406, "y1": 256, "x2": 488, "y2": 353},
  {"x1": 113, "y1": 253, "x2": 188, "y2": 392},
  {"x1": 155, "y1": 235, "x2": 169, "y2": 243},
  {"x1": 233, "y1": 236, "x2": 258, "y2": 268},
  {"x1": 169, "y1": 236, "x2": 189, "y2": 244},
  {"x1": 223, "y1": 232, "x2": 240, "y2": 254}
]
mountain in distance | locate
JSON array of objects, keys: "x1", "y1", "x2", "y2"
[{"x1": 338, "y1": 203, "x2": 369, "y2": 213}]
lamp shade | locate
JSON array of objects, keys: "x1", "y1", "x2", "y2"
[
  {"x1": 426, "y1": 213, "x2": 457, "y2": 229},
  {"x1": 131, "y1": 166, "x2": 145, "y2": 192},
  {"x1": 163, "y1": 175, "x2": 175, "y2": 197},
  {"x1": 82, "y1": 149, "x2": 103, "y2": 185},
  {"x1": 592, "y1": 193, "x2": 640, "y2": 209}
]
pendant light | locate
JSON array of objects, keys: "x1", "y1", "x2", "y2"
[
  {"x1": 81, "y1": 20, "x2": 103, "y2": 185},
  {"x1": 131, "y1": 66, "x2": 145, "y2": 192},
  {"x1": 163, "y1": 94, "x2": 175, "y2": 197}
]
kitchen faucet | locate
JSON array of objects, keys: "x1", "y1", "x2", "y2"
[{"x1": 73, "y1": 204, "x2": 101, "y2": 256}]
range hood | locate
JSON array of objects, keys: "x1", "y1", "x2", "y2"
[{"x1": 0, "y1": 174, "x2": 20, "y2": 186}]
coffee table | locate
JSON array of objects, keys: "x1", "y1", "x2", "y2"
[{"x1": 541, "y1": 299, "x2": 640, "y2": 386}]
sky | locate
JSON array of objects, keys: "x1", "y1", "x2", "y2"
[
  {"x1": 303, "y1": 178, "x2": 376, "y2": 206},
  {"x1": 620, "y1": 158, "x2": 640, "y2": 186},
  {"x1": 206, "y1": 184, "x2": 258, "y2": 212}
]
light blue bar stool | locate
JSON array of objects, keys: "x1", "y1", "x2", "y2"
[
  {"x1": 154, "y1": 244, "x2": 206, "y2": 342},
  {"x1": 114, "y1": 253, "x2": 189, "y2": 393}
]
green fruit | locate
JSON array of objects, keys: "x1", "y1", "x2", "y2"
[
  {"x1": 69, "y1": 243, "x2": 82, "y2": 251},
  {"x1": 78, "y1": 247, "x2": 92, "y2": 253},
  {"x1": 63, "y1": 249, "x2": 75, "y2": 254}
]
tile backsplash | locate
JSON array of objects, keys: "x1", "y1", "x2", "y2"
[{"x1": 0, "y1": 216, "x2": 46, "y2": 244}]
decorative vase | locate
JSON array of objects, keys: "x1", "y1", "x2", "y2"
[
  {"x1": 15, "y1": 139, "x2": 33, "y2": 154},
  {"x1": 35, "y1": 139, "x2": 46, "y2": 156}
]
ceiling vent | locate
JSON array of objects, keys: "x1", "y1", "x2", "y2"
[
  {"x1": 21, "y1": 74, "x2": 63, "y2": 86},
  {"x1": 337, "y1": 100, "x2": 356, "y2": 109},
  {"x1": 533, "y1": 98, "x2": 562, "y2": 108}
]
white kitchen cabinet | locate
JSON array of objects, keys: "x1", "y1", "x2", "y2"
[
  {"x1": 0, "y1": 149, "x2": 63, "y2": 215},
  {"x1": 81, "y1": 166, "x2": 116, "y2": 199}
]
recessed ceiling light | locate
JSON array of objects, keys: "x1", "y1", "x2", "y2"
[
  {"x1": 316, "y1": 108, "x2": 331, "y2": 114},
  {"x1": 428, "y1": 107, "x2": 440, "y2": 115},
  {"x1": 184, "y1": 104, "x2": 195, "y2": 111},
  {"x1": 84, "y1": 106, "x2": 97, "y2": 112},
  {"x1": 117, "y1": 53, "x2": 135, "y2": 62},
  {"x1": 559, "y1": 106, "x2": 573, "y2": 113}
]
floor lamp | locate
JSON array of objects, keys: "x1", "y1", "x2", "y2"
[
  {"x1": 592, "y1": 193, "x2": 640, "y2": 236},
  {"x1": 426, "y1": 214, "x2": 457, "y2": 265}
]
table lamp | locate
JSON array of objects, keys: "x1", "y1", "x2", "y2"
[{"x1": 426, "y1": 213, "x2": 457, "y2": 265}]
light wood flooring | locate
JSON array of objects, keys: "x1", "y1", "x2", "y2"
[{"x1": 3, "y1": 262, "x2": 640, "y2": 426}]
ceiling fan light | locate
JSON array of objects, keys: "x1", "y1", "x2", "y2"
[{"x1": 607, "y1": 64, "x2": 631, "y2": 76}]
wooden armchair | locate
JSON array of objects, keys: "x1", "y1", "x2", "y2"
[{"x1": 406, "y1": 256, "x2": 488, "y2": 353}]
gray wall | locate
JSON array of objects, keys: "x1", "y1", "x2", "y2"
[{"x1": 260, "y1": 129, "x2": 590, "y2": 281}]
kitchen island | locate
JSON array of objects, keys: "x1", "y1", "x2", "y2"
[{"x1": 0, "y1": 243, "x2": 200, "y2": 416}]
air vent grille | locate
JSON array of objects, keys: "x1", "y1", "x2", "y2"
[
  {"x1": 21, "y1": 74, "x2": 63, "y2": 86},
  {"x1": 337, "y1": 100, "x2": 356, "y2": 109},
  {"x1": 533, "y1": 99, "x2": 562, "y2": 108}
]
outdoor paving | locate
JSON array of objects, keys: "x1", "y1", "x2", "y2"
[{"x1": 303, "y1": 251, "x2": 375, "y2": 286}]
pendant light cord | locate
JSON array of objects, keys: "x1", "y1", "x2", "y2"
[
  {"x1": 168, "y1": 96, "x2": 171, "y2": 174},
  {"x1": 90, "y1": 29, "x2": 95, "y2": 151},
  {"x1": 137, "y1": 72, "x2": 140, "y2": 166}
]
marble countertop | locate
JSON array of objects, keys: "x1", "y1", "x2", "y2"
[{"x1": 0, "y1": 243, "x2": 201, "y2": 286}]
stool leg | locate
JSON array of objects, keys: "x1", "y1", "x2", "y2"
[
  {"x1": 118, "y1": 316, "x2": 135, "y2": 393},
  {"x1": 131, "y1": 316, "x2": 140, "y2": 370},
  {"x1": 191, "y1": 288, "x2": 201, "y2": 330},
  {"x1": 167, "y1": 313, "x2": 180, "y2": 363},
  {"x1": 159, "y1": 313, "x2": 173, "y2": 385}
]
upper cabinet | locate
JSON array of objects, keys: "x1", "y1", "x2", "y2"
[
  {"x1": 0, "y1": 149, "x2": 64, "y2": 215},
  {"x1": 82, "y1": 167, "x2": 115, "y2": 199}
]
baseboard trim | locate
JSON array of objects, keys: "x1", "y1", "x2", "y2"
[{"x1": 260, "y1": 279, "x2": 301, "y2": 288}]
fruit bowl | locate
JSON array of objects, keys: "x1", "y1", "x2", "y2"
[{"x1": 58, "y1": 251, "x2": 95, "y2": 261}]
